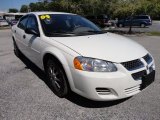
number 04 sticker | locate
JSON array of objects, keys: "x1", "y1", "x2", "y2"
[{"x1": 40, "y1": 15, "x2": 51, "y2": 20}]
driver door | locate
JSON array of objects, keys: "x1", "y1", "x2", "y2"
[{"x1": 24, "y1": 15, "x2": 42, "y2": 67}]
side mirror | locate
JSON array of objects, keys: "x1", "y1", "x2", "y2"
[{"x1": 25, "y1": 28, "x2": 40, "y2": 37}]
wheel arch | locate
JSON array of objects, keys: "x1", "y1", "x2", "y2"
[
  {"x1": 42, "y1": 49, "x2": 69, "y2": 71},
  {"x1": 140, "y1": 22, "x2": 146, "y2": 25},
  {"x1": 42, "y1": 48, "x2": 75, "y2": 91}
]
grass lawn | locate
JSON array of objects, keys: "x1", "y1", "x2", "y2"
[
  {"x1": 0, "y1": 26, "x2": 11, "y2": 30},
  {"x1": 146, "y1": 31, "x2": 160, "y2": 36}
]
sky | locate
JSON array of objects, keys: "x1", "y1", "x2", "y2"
[{"x1": 0, "y1": 0, "x2": 38, "y2": 12}]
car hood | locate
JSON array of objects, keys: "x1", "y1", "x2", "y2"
[{"x1": 50, "y1": 33, "x2": 148, "y2": 63}]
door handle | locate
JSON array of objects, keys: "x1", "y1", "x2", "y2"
[{"x1": 23, "y1": 35, "x2": 26, "y2": 39}]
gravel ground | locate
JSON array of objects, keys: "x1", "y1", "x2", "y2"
[{"x1": 0, "y1": 29, "x2": 160, "y2": 120}]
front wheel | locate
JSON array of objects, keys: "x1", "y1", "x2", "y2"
[{"x1": 46, "y1": 59, "x2": 69, "y2": 98}]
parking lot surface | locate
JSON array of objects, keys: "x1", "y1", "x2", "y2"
[{"x1": 0, "y1": 29, "x2": 160, "y2": 120}]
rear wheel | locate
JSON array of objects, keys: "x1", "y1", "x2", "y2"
[
  {"x1": 13, "y1": 40, "x2": 21, "y2": 57},
  {"x1": 46, "y1": 59, "x2": 69, "y2": 98},
  {"x1": 140, "y1": 23, "x2": 146, "y2": 28}
]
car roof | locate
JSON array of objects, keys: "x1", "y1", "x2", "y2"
[{"x1": 26, "y1": 12, "x2": 76, "y2": 16}]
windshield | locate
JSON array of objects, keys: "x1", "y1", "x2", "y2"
[{"x1": 39, "y1": 14, "x2": 102, "y2": 37}]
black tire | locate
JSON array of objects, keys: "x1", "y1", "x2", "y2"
[
  {"x1": 118, "y1": 23, "x2": 123, "y2": 27},
  {"x1": 13, "y1": 40, "x2": 21, "y2": 57},
  {"x1": 140, "y1": 23, "x2": 146, "y2": 28},
  {"x1": 46, "y1": 58, "x2": 69, "y2": 98}
]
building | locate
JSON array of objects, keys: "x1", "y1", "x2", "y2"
[
  {"x1": 0, "y1": 12, "x2": 26, "y2": 21},
  {"x1": 0, "y1": 12, "x2": 4, "y2": 19}
]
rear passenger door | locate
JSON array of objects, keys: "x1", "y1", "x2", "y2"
[
  {"x1": 124, "y1": 17, "x2": 131, "y2": 26},
  {"x1": 16, "y1": 15, "x2": 29, "y2": 54},
  {"x1": 132, "y1": 16, "x2": 140, "y2": 26}
]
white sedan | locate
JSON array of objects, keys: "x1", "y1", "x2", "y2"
[{"x1": 12, "y1": 12, "x2": 155, "y2": 101}]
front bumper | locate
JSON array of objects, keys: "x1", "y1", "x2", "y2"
[{"x1": 70, "y1": 62, "x2": 155, "y2": 101}]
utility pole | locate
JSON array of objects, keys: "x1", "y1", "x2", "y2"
[
  {"x1": 28, "y1": 6, "x2": 31, "y2": 12},
  {"x1": 128, "y1": 13, "x2": 134, "y2": 34},
  {"x1": 67, "y1": 0, "x2": 69, "y2": 11}
]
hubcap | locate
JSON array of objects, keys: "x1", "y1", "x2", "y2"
[{"x1": 48, "y1": 63, "x2": 64, "y2": 91}]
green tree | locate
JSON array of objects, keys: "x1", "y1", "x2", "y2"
[
  {"x1": 29, "y1": 3, "x2": 38, "y2": 12},
  {"x1": 19, "y1": 0, "x2": 160, "y2": 20},
  {"x1": 20, "y1": 5, "x2": 28, "y2": 13}
]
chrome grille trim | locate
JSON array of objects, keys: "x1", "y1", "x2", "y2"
[
  {"x1": 143, "y1": 54, "x2": 152, "y2": 64},
  {"x1": 121, "y1": 54, "x2": 153, "y2": 71},
  {"x1": 125, "y1": 85, "x2": 140, "y2": 95},
  {"x1": 121, "y1": 59, "x2": 144, "y2": 71}
]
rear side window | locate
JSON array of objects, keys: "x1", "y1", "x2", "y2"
[
  {"x1": 97, "y1": 15, "x2": 108, "y2": 19},
  {"x1": 86, "y1": 16, "x2": 96, "y2": 19},
  {"x1": 143, "y1": 16, "x2": 149, "y2": 19},
  {"x1": 135, "y1": 16, "x2": 149, "y2": 19},
  {"x1": 97, "y1": 15, "x2": 103, "y2": 19},
  {"x1": 17, "y1": 16, "x2": 28, "y2": 30}
]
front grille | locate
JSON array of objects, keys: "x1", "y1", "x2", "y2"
[
  {"x1": 96, "y1": 88, "x2": 111, "y2": 95},
  {"x1": 121, "y1": 59, "x2": 144, "y2": 71},
  {"x1": 143, "y1": 54, "x2": 152, "y2": 64},
  {"x1": 132, "y1": 70, "x2": 147, "y2": 80},
  {"x1": 125, "y1": 85, "x2": 140, "y2": 95}
]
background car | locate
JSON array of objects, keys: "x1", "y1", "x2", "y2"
[
  {"x1": 6, "y1": 19, "x2": 18, "y2": 26},
  {"x1": 10, "y1": 19, "x2": 18, "y2": 26},
  {"x1": 0, "y1": 19, "x2": 9, "y2": 27},
  {"x1": 117, "y1": 15, "x2": 152, "y2": 28},
  {"x1": 86, "y1": 14, "x2": 114, "y2": 28}
]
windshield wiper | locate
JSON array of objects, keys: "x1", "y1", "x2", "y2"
[
  {"x1": 86, "y1": 30, "x2": 103, "y2": 33},
  {"x1": 46, "y1": 30, "x2": 106, "y2": 37},
  {"x1": 46, "y1": 32, "x2": 75, "y2": 37},
  {"x1": 74, "y1": 30, "x2": 104, "y2": 35}
]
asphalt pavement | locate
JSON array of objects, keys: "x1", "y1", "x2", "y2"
[{"x1": 0, "y1": 29, "x2": 160, "y2": 120}]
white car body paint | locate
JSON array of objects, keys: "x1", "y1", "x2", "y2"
[
  {"x1": 51, "y1": 33, "x2": 148, "y2": 63},
  {"x1": 12, "y1": 12, "x2": 155, "y2": 101}
]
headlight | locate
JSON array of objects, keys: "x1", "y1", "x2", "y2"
[{"x1": 73, "y1": 56, "x2": 117, "y2": 72}]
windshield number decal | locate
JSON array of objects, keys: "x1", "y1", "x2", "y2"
[{"x1": 40, "y1": 15, "x2": 51, "y2": 20}]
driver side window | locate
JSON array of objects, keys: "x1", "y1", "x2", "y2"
[
  {"x1": 26, "y1": 16, "x2": 39, "y2": 32},
  {"x1": 17, "y1": 16, "x2": 28, "y2": 30}
]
